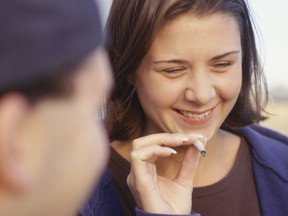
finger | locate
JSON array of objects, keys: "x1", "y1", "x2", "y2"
[
  {"x1": 174, "y1": 145, "x2": 201, "y2": 188},
  {"x1": 128, "y1": 163, "x2": 157, "y2": 196},
  {"x1": 131, "y1": 145, "x2": 177, "y2": 164},
  {"x1": 130, "y1": 145, "x2": 177, "y2": 184},
  {"x1": 184, "y1": 134, "x2": 207, "y2": 146},
  {"x1": 132, "y1": 133, "x2": 199, "y2": 150}
]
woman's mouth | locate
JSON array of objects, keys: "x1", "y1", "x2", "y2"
[{"x1": 178, "y1": 109, "x2": 212, "y2": 119}]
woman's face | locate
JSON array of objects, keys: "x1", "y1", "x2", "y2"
[{"x1": 132, "y1": 13, "x2": 242, "y2": 139}]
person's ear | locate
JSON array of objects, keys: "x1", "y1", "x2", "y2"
[{"x1": 0, "y1": 93, "x2": 32, "y2": 192}]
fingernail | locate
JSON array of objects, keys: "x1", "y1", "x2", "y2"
[{"x1": 169, "y1": 148, "x2": 177, "y2": 154}]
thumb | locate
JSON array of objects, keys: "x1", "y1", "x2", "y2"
[{"x1": 174, "y1": 145, "x2": 201, "y2": 188}]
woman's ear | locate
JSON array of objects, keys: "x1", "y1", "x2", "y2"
[{"x1": 0, "y1": 93, "x2": 32, "y2": 192}]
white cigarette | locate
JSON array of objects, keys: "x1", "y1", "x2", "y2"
[{"x1": 193, "y1": 140, "x2": 207, "y2": 157}]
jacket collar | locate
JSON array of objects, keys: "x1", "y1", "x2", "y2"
[{"x1": 237, "y1": 125, "x2": 288, "y2": 181}]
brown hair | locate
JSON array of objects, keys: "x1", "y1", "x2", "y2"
[{"x1": 106, "y1": 0, "x2": 268, "y2": 141}]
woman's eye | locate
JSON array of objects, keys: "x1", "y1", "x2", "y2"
[
  {"x1": 215, "y1": 62, "x2": 231, "y2": 68},
  {"x1": 212, "y1": 61, "x2": 232, "y2": 72},
  {"x1": 162, "y1": 67, "x2": 185, "y2": 74}
]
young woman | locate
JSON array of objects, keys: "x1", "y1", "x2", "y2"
[{"x1": 83, "y1": 0, "x2": 288, "y2": 215}]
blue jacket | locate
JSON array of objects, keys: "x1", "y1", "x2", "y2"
[{"x1": 80, "y1": 125, "x2": 288, "y2": 216}]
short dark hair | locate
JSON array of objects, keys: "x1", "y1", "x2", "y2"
[
  {"x1": 0, "y1": 0, "x2": 103, "y2": 103},
  {"x1": 106, "y1": 0, "x2": 268, "y2": 141}
]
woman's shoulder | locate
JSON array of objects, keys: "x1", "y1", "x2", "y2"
[
  {"x1": 236, "y1": 124, "x2": 288, "y2": 179},
  {"x1": 236, "y1": 125, "x2": 288, "y2": 215},
  {"x1": 237, "y1": 124, "x2": 288, "y2": 146},
  {"x1": 236, "y1": 124, "x2": 288, "y2": 159}
]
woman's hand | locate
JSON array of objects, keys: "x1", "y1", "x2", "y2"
[{"x1": 127, "y1": 133, "x2": 202, "y2": 214}]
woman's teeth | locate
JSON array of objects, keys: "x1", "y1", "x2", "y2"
[{"x1": 180, "y1": 109, "x2": 211, "y2": 119}]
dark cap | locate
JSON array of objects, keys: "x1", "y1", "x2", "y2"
[{"x1": 0, "y1": 0, "x2": 103, "y2": 91}]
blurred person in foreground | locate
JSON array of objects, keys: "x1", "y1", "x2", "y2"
[
  {"x1": 0, "y1": 0, "x2": 112, "y2": 216},
  {"x1": 84, "y1": 0, "x2": 288, "y2": 216}
]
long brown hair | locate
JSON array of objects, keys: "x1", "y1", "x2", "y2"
[{"x1": 106, "y1": 0, "x2": 268, "y2": 141}]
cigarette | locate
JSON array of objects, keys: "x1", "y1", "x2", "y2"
[{"x1": 193, "y1": 140, "x2": 206, "y2": 157}]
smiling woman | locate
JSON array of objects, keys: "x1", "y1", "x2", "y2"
[
  {"x1": 85, "y1": 1, "x2": 288, "y2": 216},
  {"x1": 132, "y1": 13, "x2": 242, "y2": 139}
]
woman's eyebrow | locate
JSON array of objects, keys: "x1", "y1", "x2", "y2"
[
  {"x1": 211, "y1": 50, "x2": 240, "y2": 60},
  {"x1": 151, "y1": 51, "x2": 240, "y2": 65},
  {"x1": 152, "y1": 59, "x2": 190, "y2": 65}
]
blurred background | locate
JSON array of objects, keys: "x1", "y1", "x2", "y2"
[
  {"x1": 249, "y1": 0, "x2": 288, "y2": 135},
  {"x1": 97, "y1": 0, "x2": 288, "y2": 135}
]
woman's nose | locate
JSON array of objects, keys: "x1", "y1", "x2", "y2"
[{"x1": 184, "y1": 72, "x2": 216, "y2": 105}]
